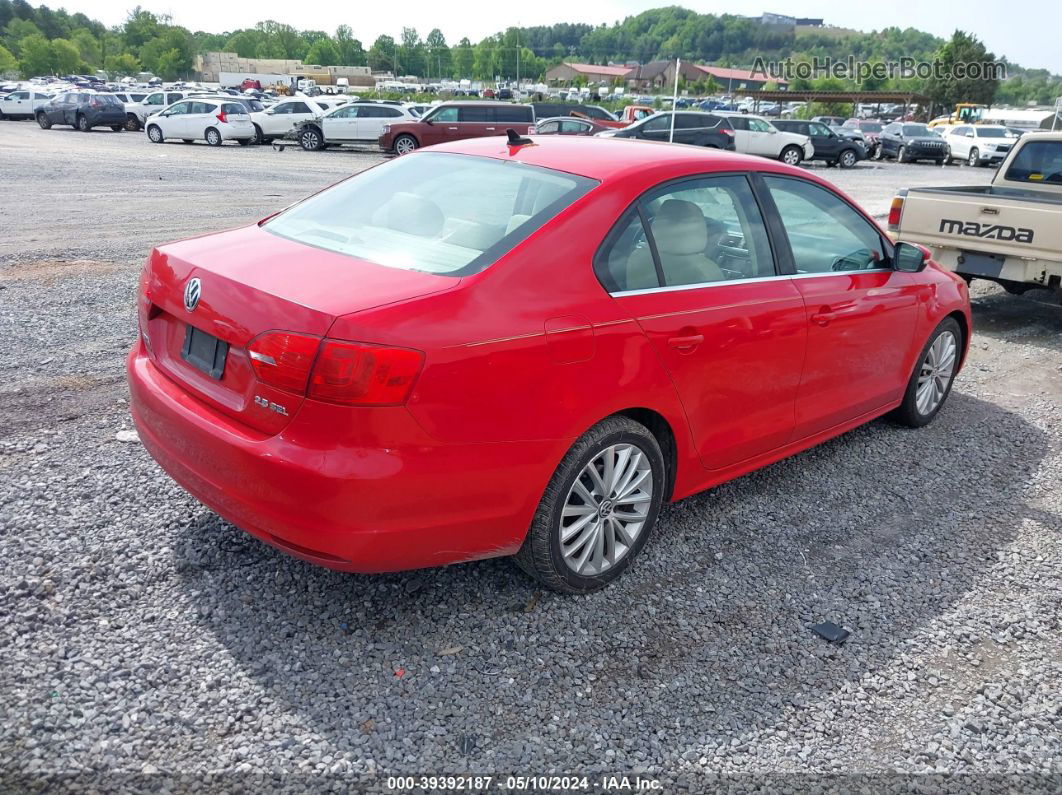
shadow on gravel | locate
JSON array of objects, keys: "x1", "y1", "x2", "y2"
[
  {"x1": 170, "y1": 391, "x2": 1048, "y2": 770},
  {"x1": 971, "y1": 287, "x2": 1062, "y2": 353}
]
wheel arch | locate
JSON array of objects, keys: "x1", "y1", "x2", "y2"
[
  {"x1": 945, "y1": 309, "x2": 970, "y2": 368},
  {"x1": 611, "y1": 407, "x2": 678, "y2": 501}
]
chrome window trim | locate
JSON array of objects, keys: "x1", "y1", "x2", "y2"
[{"x1": 609, "y1": 268, "x2": 893, "y2": 297}]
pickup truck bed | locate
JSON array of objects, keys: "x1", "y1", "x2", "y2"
[{"x1": 891, "y1": 135, "x2": 1062, "y2": 297}]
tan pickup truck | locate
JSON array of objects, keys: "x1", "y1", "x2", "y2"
[{"x1": 888, "y1": 132, "x2": 1062, "y2": 300}]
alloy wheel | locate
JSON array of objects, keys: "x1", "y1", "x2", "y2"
[
  {"x1": 840, "y1": 150, "x2": 856, "y2": 168},
  {"x1": 147, "y1": 126, "x2": 162, "y2": 143},
  {"x1": 301, "y1": 130, "x2": 320, "y2": 150},
  {"x1": 559, "y1": 443, "x2": 653, "y2": 576},
  {"x1": 394, "y1": 136, "x2": 417, "y2": 155},
  {"x1": 968, "y1": 149, "x2": 979, "y2": 167},
  {"x1": 916, "y1": 331, "x2": 957, "y2": 416},
  {"x1": 782, "y1": 147, "x2": 801, "y2": 165}
]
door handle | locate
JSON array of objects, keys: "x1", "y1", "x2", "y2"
[
  {"x1": 447, "y1": 126, "x2": 458, "y2": 130},
  {"x1": 810, "y1": 307, "x2": 836, "y2": 326},
  {"x1": 485, "y1": 127, "x2": 496, "y2": 130},
  {"x1": 667, "y1": 334, "x2": 704, "y2": 351}
]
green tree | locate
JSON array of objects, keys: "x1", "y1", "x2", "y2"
[
  {"x1": 104, "y1": 51, "x2": 139, "y2": 76},
  {"x1": 224, "y1": 30, "x2": 261, "y2": 57},
  {"x1": 154, "y1": 47, "x2": 184, "y2": 79},
  {"x1": 367, "y1": 34, "x2": 396, "y2": 72},
  {"x1": 50, "y1": 37, "x2": 80, "y2": 73},
  {"x1": 425, "y1": 28, "x2": 448, "y2": 79},
  {"x1": 925, "y1": 30, "x2": 1000, "y2": 107},
  {"x1": 4, "y1": 17, "x2": 40, "y2": 52},
  {"x1": 0, "y1": 42, "x2": 16, "y2": 73},
  {"x1": 305, "y1": 38, "x2": 338, "y2": 66},
  {"x1": 70, "y1": 27, "x2": 101, "y2": 67},
  {"x1": 399, "y1": 27, "x2": 424, "y2": 76},
  {"x1": 335, "y1": 24, "x2": 365, "y2": 66},
  {"x1": 18, "y1": 31, "x2": 51, "y2": 75},
  {"x1": 124, "y1": 6, "x2": 158, "y2": 48},
  {"x1": 452, "y1": 36, "x2": 472, "y2": 79}
]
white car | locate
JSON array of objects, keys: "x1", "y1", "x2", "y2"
[
  {"x1": 248, "y1": 96, "x2": 345, "y2": 144},
  {"x1": 0, "y1": 89, "x2": 53, "y2": 120},
  {"x1": 126, "y1": 89, "x2": 213, "y2": 129},
  {"x1": 295, "y1": 102, "x2": 416, "y2": 151},
  {"x1": 717, "y1": 112, "x2": 814, "y2": 165},
  {"x1": 943, "y1": 125, "x2": 1018, "y2": 167},
  {"x1": 144, "y1": 97, "x2": 255, "y2": 146}
]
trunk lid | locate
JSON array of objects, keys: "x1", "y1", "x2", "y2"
[{"x1": 139, "y1": 223, "x2": 457, "y2": 434}]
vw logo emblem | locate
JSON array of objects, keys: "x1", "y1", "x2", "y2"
[{"x1": 183, "y1": 278, "x2": 202, "y2": 312}]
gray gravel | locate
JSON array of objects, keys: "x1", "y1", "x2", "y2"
[{"x1": 1, "y1": 120, "x2": 1059, "y2": 791}]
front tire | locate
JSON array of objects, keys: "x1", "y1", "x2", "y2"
[
  {"x1": 253, "y1": 123, "x2": 265, "y2": 144},
  {"x1": 780, "y1": 145, "x2": 802, "y2": 166},
  {"x1": 393, "y1": 134, "x2": 418, "y2": 155},
  {"x1": 205, "y1": 128, "x2": 222, "y2": 146},
  {"x1": 514, "y1": 416, "x2": 665, "y2": 594},
  {"x1": 147, "y1": 124, "x2": 163, "y2": 143},
  {"x1": 36, "y1": 112, "x2": 51, "y2": 129},
  {"x1": 890, "y1": 318, "x2": 962, "y2": 428},
  {"x1": 299, "y1": 127, "x2": 323, "y2": 151},
  {"x1": 237, "y1": 138, "x2": 251, "y2": 146},
  {"x1": 124, "y1": 114, "x2": 141, "y2": 131},
  {"x1": 897, "y1": 145, "x2": 908, "y2": 163},
  {"x1": 967, "y1": 148, "x2": 979, "y2": 167},
  {"x1": 110, "y1": 125, "x2": 123, "y2": 132},
  {"x1": 839, "y1": 149, "x2": 857, "y2": 168}
]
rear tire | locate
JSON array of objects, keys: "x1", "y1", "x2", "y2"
[
  {"x1": 205, "y1": 128, "x2": 222, "y2": 146},
  {"x1": 514, "y1": 416, "x2": 666, "y2": 594},
  {"x1": 237, "y1": 138, "x2": 251, "y2": 146},
  {"x1": 182, "y1": 139, "x2": 193, "y2": 144},
  {"x1": 76, "y1": 114, "x2": 89, "y2": 132},
  {"x1": 147, "y1": 124, "x2": 163, "y2": 143},
  {"x1": 36, "y1": 112, "x2": 51, "y2": 129},
  {"x1": 110, "y1": 125, "x2": 123, "y2": 132},
  {"x1": 780, "y1": 145, "x2": 803, "y2": 166},
  {"x1": 890, "y1": 317, "x2": 962, "y2": 428},
  {"x1": 253, "y1": 123, "x2": 265, "y2": 144}
]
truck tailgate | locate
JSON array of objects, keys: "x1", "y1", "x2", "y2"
[{"x1": 898, "y1": 189, "x2": 1060, "y2": 262}]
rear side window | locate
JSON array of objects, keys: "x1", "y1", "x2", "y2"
[
  {"x1": 459, "y1": 105, "x2": 490, "y2": 122},
  {"x1": 727, "y1": 117, "x2": 749, "y2": 131},
  {"x1": 596, "y1": 175, "x2": 776, "y2": 293},
  {"x1": 267, "y1": 152, "x2": 597, "y2": 277},
  {"x1": 494, "y1": 105, "x2": 533, "y2": 123},
  {"x1": 764, "y1": 176, "x2": 887, "y2": 273},
  {"x1": 1004, "y1": 140, "x2": 1062, "y2": 184}
]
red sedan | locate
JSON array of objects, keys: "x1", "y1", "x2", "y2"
[{"x1": 127, "y1": 134, "x2": 970, "y2": 593}]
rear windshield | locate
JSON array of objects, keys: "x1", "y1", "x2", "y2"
[
  {"x1": 1004, "y1": 140, "x2": 1062, "y2": 184},
  {"x1": 222, "y1": 103, "x2": 248, "y2": 115},
  {"x1": 902, "y1": 124, "x2": 936, "y2": 137},
  {"x1": 266, "y1": 152, "x2": 598, "y2": 276}
]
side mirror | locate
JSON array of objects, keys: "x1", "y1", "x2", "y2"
[
  {"x1": 894, "y1": 241, "x2": 929, "y2": 272},
  {"x1": 424, "y1": 117, "x2": 433, "y2": 125}
]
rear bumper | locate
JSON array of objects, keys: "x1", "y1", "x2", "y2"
[
  {"x1": 127, "y1": 344, "x2": 560, "y2": 573},
  {"x1": 218, "y1": 124, "x2": 254, "y2": 140}
]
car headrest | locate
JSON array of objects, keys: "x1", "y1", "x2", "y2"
[
  {"x1": 374, "y1": 192, "x2": 444, "y2": 238},
  {"x1": 652, "y1": 200, "x2": 707, "y2": 255}
]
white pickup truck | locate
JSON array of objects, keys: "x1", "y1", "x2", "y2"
[{"x1": 888, "y1": 132, "x2": 1062, "y2": 301}]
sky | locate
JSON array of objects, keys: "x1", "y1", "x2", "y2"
[{"x1": 67, "y1": 0, "x2": 1062, "y2": 74}]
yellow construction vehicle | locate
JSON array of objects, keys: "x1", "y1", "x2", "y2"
[{"x1": 928, "y1": 103, "x2": 987, "y2": 128}]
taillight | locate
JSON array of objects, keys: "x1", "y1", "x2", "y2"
[
  {"x1": 887, "y1": 193, "x2": 906, "y2": 231},
  {"x1": 247, "y1": 331, "x2": 321, "y2": 393},
  {"x1": 719, "y1": 128, "x2": 734, "y2": 136},
  {"x1": 309, "y1": 340, "x2": 424, "y2": 406},
  {"x1": 216, "y1": 111, "x2": 227, "y2": 124}
]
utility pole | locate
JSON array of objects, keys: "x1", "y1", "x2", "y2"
[{"x1": 516, "y1": 27, "x2": 520, "y2": 87}]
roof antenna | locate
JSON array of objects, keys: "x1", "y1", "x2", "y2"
[{"x1": 506, "y1": 128, "x2": 533, "y2": 146}]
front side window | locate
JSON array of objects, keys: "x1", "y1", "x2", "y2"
[
  {"x1": 596, "y1": 175, "x2": 775, "y2": 293},
  {"x1": 1004, "y1": 141, "x2": 1062, "y2": 184},
  {"x1": 641, "y1": 115, "x2": 670, "y2": 132},
  {"x1": 809, "y1": 123, "x2": 831, "y2": 136},
  {"x1": 748, "y1": 118, "x2": 774, "y2": 132},
  {"x1": 764, "y1": 176, "x2": 887, "y2": 273},
  {"x1": 267, "y1": 152, "x2": 597, "y2": 276},
  {"x1": 536, "y1": 121, "x2": 559, "y2": 133},
  {"x1": 166, "y1": 101, "x2": 191, "y2": 115},
  {"x1": 427, "y1": 106, "x2": 458, "y2": 122},
  {"x1": 146, "y1": 93, "x2": 163, "y2": 105}
]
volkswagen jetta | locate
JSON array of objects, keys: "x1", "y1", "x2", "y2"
[{"x1": 128, "y1": 134, "x2": 970, "y2": 593}]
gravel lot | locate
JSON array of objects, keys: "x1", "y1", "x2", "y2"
[{"x1": 2, "y1": 120, "x2": 1060, "y2": 791}]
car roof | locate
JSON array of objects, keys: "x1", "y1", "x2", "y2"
[{"x1": 423, "y1": 135, "x2": 807, "y2": 183}]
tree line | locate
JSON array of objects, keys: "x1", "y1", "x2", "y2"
[{"x1": 0, "y1": 1, "x2": 1058, "y2": 106}]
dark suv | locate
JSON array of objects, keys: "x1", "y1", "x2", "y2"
[
  {"x1": 36, "y1": 91, "x2": 126, "y2": 132},
  {"x1": 773, "y1": 119, "x2": 865, "y2": 168},
  {"x1": 600, "y1": 112, "x2": 734, "y2": 150},
  {"x1": 378, "y1": 101, "x2": 534, "y2": 155},
  {"x1": 878, "y1": 122, "x2": 948, "y2": 164}
]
